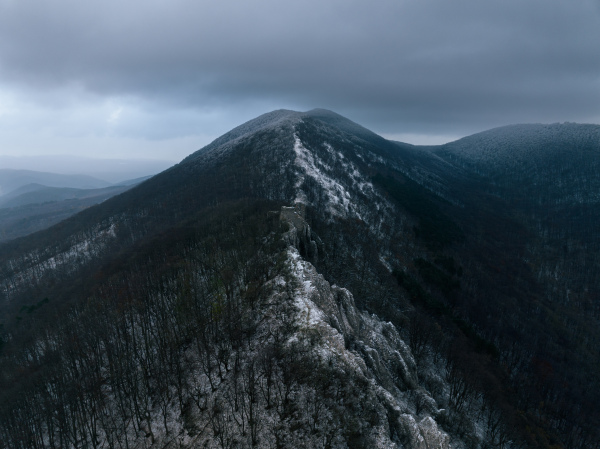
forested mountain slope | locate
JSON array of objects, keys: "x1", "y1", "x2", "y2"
[
  {"x1": 0, "y1": 183, "x2": 142, "y2": 243},
  {"x1": 0, "y1": 110, "x2": 598, "y2": 449}
]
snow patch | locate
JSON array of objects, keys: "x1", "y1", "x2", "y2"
[
  {"x1": 1, "y1": 221, "x2": 118, "y2": 297},
  {"x1": 293, "y1": 134, "x2": 352, "y2": 217}
]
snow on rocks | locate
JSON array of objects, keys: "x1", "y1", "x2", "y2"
[
  {"x1": 293, "y1": 133, "x2": 353, "y2": 217},
  {"x1": 291, "y1": 125, "x2": 401, "y2": 247},
  {"x1": 399, "y1": 414, "x2": 451, "y2": 449},
  {"x1": 281, "y1": 249, "x2": 447, "y2": 448},
  {"x1": 278, "y1": 205, "x2": 460, "y2": 448},
  {"x1": 285, "y1": 246, "x2": 352, "y2": 359}
]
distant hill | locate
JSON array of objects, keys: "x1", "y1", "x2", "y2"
[
  {"x1": 0, "y1": 180, "x2": 147, "y2": 242},
  {"x1": 0, "y1": 169, "x2": 110, "y2": 196},
  {"x1": 0, "y1": 184, "x2": 131, "y2": 209},
  {"x1": 114, "y1": 174, "x2": 154, "y2": 186},
  {"x1": 0, "y1": 155, "x2": 175, "y2": 183}
]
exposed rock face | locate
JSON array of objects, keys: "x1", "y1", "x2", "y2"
[
  {"x1": 281, "y1": 203, "x2": 319, "y2": 261},
  {"x1": 279, "y1": 206, "x2": 451, "y2": 449},
  {"x1": 399, "y1": 415, "x2": 450, "y2": 449}
]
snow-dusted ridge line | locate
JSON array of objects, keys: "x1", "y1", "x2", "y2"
[
  {"x1": 279, "y1": 231, "x2": 454, "y2": 448},
  {"x1": 183, "y1": 109, "x2": 303, "y2": 163},
  {"x1": 293, "y1": 133, "x2": 353, "y2": 218},
  {"x1": 439, "y1": 122, "x2": 600, "y2": 169},
  {"x1": 277, "y1": 206, "x2": 514, "y2": 448},
  {"x1": 1, "y1": 221, "x2": 118, "y2": 298},
  {"x1": 291, "y1": 129, "x2": 396, "y2": 230}
]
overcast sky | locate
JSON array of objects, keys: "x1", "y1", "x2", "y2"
[{"x1": 0, "y1": 0, "x2": 599, "y2": 166}]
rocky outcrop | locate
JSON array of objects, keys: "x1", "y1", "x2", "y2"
[
  {"x1": 281, "y1": 203, "x2": 319, "y2": 261},
  {"x1": 398, "y1": 415, "x2": 450, "y2": 449},
  {"x1": 280, "y1": 206, "x2": 451, "y2": 449}
]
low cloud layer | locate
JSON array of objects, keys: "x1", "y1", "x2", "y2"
[{"x1": 0, "y1": 0, "x2": 599, "y2": 160}]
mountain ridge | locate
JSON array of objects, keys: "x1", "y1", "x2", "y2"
[{"x1": 0, "y1": 109, "x2": 599, "y2": 449}]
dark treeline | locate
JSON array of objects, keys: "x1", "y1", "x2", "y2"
[
  {"x1": 0, "y1": 200, "x2": 401, "y2": 449},
  {"x1": 0, "y1": 200, "x2": 290, "y2": 448},
  {"x1": 304, "y1": 162, "x2": 599, "y2": 449},
  {"x1": 444, "y1": 168, "x2": 600, "y2": 449},
  {"x1": 293, "y1": 119, "x2": 600, "y2": 449},
  {"x1": 387, "y1": 128, "x2": 600, "y2": 449}
]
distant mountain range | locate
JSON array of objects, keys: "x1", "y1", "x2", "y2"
[
  {"x1": 0, "y1": 155, "x2": 174, "y2": 183},
  {"x1": 0, "y1": 169, "x2": 111, "y2": 195},
  {"x1": 0, "y1": 169, "x2": 154, "y2": 241},
  {"x1": 0, "y1": 109, "x2": 598, "y2": 449}
]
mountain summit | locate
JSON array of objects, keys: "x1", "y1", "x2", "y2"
[{"x1": 1, "y1": 110, "x2": 599, "y2": 449}]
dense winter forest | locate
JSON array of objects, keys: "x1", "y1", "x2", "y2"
[{"x1": 0, "y1": 109, "x2": 598, "y2": 448}]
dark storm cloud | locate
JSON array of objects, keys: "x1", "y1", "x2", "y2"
[{"x1": 0, "y1": 0, "x2": 599, "y2": 139}]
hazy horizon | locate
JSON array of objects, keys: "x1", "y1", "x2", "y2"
[{"x1": 0, "y1": 155, "x2": 175, "y2": 184}]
